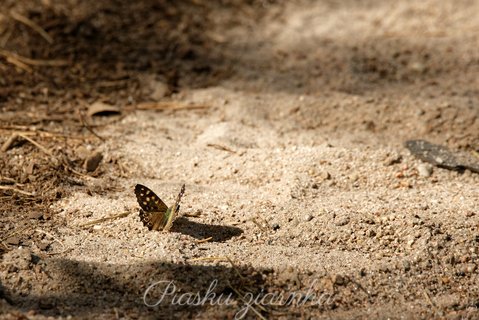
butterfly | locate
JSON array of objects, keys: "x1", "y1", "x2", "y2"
[{"x1": 134, "y1": 183, "x2": 186, "y2": 231}]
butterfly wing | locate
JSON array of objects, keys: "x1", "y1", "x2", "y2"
[
  {"x1": 135, "y1": 184, "x2": 169, "y2": 231},
  {"x1": 163, "y1": 184, "x2": 186, "y2": 232}
]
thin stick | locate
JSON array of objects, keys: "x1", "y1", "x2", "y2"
[
  {"x1": 189, "y1": 256, "x2": 229, "y2": 262},
  {"x1": 0, "y1": 24, "x2": 13, "y2": 47},
  {"x1": 79, "y1": 112, "x2": 105, "y2": 141},
  {"x1": 10, "y1": 11, "x2": 53, "y2": 44},
  {"x1": 226, "y1": 256, "x2": 246, "y2": 281},
  {"x1": 80, "y1": 211, "x2": 131, "y2": 228},
  {"x1": 195, "y1": 237, "x2": 212, "y2": 244},
  {"x1": 0, "y1": 176, "x2": 18, "y2": 184},
  {"x1": 1, "y1": 134, "x2": 18, "y2": 152},
  {"x1": 227, "y1": 282, "x2": 267, "y2": 320},
  {"x1": 0, "y1": 126, "x2": 85, "y2": 140},
  {"x1": 17, "y1": 133, "x2": 53, "y2": 156},
  {"x1": 136, "y1": 101, "x2": 210, "y2": 111},
  {"x1": 207, "y1": 143, "x2": 236, "y2": 154},
  {"x1": 17, "y1": 133, "x2": 91, "y2": 179},
  {"x1": 5, "y1": 55, "x2": 33, "y2": 73},
  {"x1": 0, "y1": 49, "x2": 68, "y2": 67},
  {"x1": 0, "y1": 185, "x2": 34, "y2": 196}
]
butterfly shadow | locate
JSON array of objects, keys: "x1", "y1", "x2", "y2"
[{"x1": 171, "y1": 217, "x2": 243, "y2": 242}]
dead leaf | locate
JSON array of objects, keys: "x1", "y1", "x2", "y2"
[
  {"x1": 87, "y1": 102, "x2": 121, "y2": 117},
  {"x1": 84, "y1": 151, "x2": 103, "y2": 172}
]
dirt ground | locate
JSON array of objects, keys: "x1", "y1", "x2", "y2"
[{"x1": 1, "y1": 0, "x2": 479, "y2": 319}]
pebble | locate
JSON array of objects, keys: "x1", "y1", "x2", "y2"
[
  {"x1": 332, "y1": 274, "x2": 346, "y2": 285},
  {"x1": 366, "y1": 229, "x2": 376, "y2": 237},
  {"x1": 465, "y1": 263, "x2": 477, "y2": 273},
  {"x1": 417, "y1": 164, "x2": 433, "y2": 177},
  {"x1": 303, "y1": 214, "x2": 314, "y2": 222},
  {"x1": 335, "y1": 217, "x2": 350, "y2": 226}
]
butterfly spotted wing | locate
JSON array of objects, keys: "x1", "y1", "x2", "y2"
[{"x1": 134, "y1": 184, "x2": 185, "y2": 231}]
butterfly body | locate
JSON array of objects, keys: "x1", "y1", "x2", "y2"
[{"x1": 135, "y1": 184, "x2": 185, "y2": 231}]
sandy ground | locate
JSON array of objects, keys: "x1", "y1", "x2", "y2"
[{"x1": 1, "y1": 0, "x2": 479, "y2": 319}]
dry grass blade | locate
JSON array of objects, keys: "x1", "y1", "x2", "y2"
[
  {"x1": 136, "y1": 101, "x2": 210, "y2": 111},
  {"x1": 227, "y1": 281, "x2": 267, "y2": 320},
  {"x1": 10, "y1": 11, "x2": 53, "y2": 44},
  {"x1": 4, "y1": 54, "x2": 33, "y2": 73},
  {"x1": 0, "y1": 49, "x2": 68, "y2": 67},
  {"x1": 1, "y1": 134, "x2": 19, "y2": 152},
  {"x1": 0, "y1": 129, "x2": 84, "y2": 140},
  {"x1": 206, "y1": 143, "x2": 236, "y2": 154},
  {"x1": 189, "y1": 256, "x2": 230, "y2": 262},
  {"x1": 17, "y1": 133, "x2": 53, "y2": 156},
  {"x1": 225, "y1": 256, "x2": 246, "y2": 281},
  {"x1": 0, "y1": 185, "x2": 34, "y2": 196},
  {"x1": 80, "y1": 211, "x2": 131, "y2": 228},
  {"x1": 79, "y1": 112, "x2": 105, "y2": 141},
  {"x1": 195, "y1": 236, "x2": 212, "y2": 244},
  {"x1": 16, "y1": 133, "x2": 91, "y2": 179}
]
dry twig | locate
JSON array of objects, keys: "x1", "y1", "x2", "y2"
[
  {"x1": 10, "y1": 11, "x2": 53, "y2": 44},
  {"x1": 207, "y1": 143, "x2": 236, "y2": 154},
  {"x1": 0, "y1": 49, "x2": 68, "y2": 67},
  {"x1": 195, "y1": 237, "x2": 213, "y2": 244},
  {"x1": 0, "y1": 185, "x2": 34, "y2": 196},
  {"x1": 79, "y1": 112, "x2": 105, "y2": 141},
  {"x1": 136, "y1": 101, "x2": 210, "y2": 111},
  {"x1": 189, "y1": 256, "x2": 229, "y2": 262},
  {"x1": 227, "y1": 282, "x2": 267, "y2": 320}
]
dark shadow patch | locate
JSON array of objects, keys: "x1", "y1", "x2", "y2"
[
  {"x1": 1, "y1": 258, "x2": 269, "y2": 318},
  {"x1": 171, "y1": 217, "x2": 243, "y2": 242}
]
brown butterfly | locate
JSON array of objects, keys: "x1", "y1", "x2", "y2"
[{"x1": 134, "y1": 184, "x2": 185, "y2": 231}]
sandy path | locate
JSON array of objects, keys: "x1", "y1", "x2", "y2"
[{"x1": 1, "y1": 0, "x2": 478, "y2": 319}]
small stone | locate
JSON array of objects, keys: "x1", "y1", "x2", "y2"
[
  {"x1": 407, "y1": 237, "x2": 415, "y2": 247},
  {"x1": 290, "y1": 218, "x2": 299, "y2": 227},
  {"x1": 332, "y1": 274, "x2": 346, "y2": 285},
  {"x1": 417, "y1": 164, "x2": 433, "y2": 177},
  {"x1": 409, "y1": 61, "x2": 426, "y2": 73},
  {"x1": 303, "y1": 214, "x2": 313, "y2": 222},
  {"x1": 319, "y1": 171, "x2": 331, "y2": 180},
  {"x1": 6, "y1": 236, "x2": 21, "y2": 245},
  {"x1": 271, "y1": 223, "x2": 280, "y2": 231},
  {"x1": 150, "y1": 82, "x2": 170, "y2": 100},
  {"x1": 335, "y1": 217, "x2": 350, "y2": 226},
  {"x1": 465, "y1": 263, "x2": 477, "y2": 273},
  {"x1": 85, "y1": 151, "x2": 103, "y2": 172},
  {"x1": 38, "y1": 241, "x2": 50, "y2": 251},
  {"x1": 28, "y1": 211, "x2": 44, "y2": 219},
  {"x1": 366, "y1": 229, "x2": 376, "y2": 237}
]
